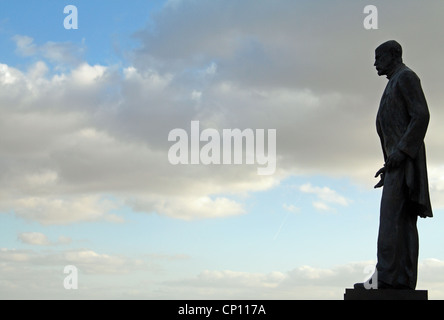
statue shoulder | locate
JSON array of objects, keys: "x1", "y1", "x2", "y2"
[
  {"x1": 399, "y1": 66, "x2": 419, "y2": 80},
  {"x1": 397, "y1": 66, "x2": 421, "y2": 88}
]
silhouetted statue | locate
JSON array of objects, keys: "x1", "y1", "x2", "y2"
[{"x1": 355, "y1": 40, "x2": 432, "y2": 290}]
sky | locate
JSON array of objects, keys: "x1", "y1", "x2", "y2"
[{"x1": 2, "y1": 0, "x2": 444, "y2": 300}]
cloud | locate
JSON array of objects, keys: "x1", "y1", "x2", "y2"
[
  {"x1": 10, "y1": 196, "x2": 120, "y2": 225},
  {"x1": 17, "y1": 232, "x2": 51, "y2": 246},
  {"x1": 0, "y1": 247, "x2": 186, "y2": 299},
  {"x1": 0, "y1": 59, "x2": 281, "y2": 223},
  {"x1": 12, "y1": 35, "x2": 37, "y2": 56},
  {"x1": 159, "y1": 259, "x2": 444, "y2": 299},
  {"x1": 300, "y1": 183, "x2": 350, "y2": 211},
  {"x1": 312, "y1": 201, "x2": 332, "y2": 212},
  {"x1": 132, "y1": 0, "x2": 444, "y2": 179},
  {"x1": 63, "y1": 250, "x2": 137, "y2": 275},
  {"x1": 0, "y1": 247, "x2": 175, "y2": 276},
  {"x1": 17, "y1": 232, "x2": 72, "y2": 247},
  {"x1": 12, "y1": 35, "x2": 85, "y2": 66},
  {"x1": 129, "y1": 195, "x2": 245, "y2": 220},
  {"x1": 2, "y1": 0, "x2": 444, "y2": 227},
  {"x1": 427, "y1": 166, "x2": 444, "y2": 209},
  {"x1": 1, "y1": 244, "x2": 443, "y2": 299}
]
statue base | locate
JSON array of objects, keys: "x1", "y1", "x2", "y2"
[{"x1": 344, "y1": 288, "x2": 428, "y2": 300}]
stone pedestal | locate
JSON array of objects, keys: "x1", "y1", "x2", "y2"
[{"x1": 344, "y1": 289, "x2": 428, "y2": 300}]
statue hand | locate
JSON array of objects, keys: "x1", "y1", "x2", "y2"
[
  {"x1": 386, "y1": 150, "x2": 406, "y2": 170},
  {"x1": 374, "y1": 166, "x2": 386, "y2": 188}
]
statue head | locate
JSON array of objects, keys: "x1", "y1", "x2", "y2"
[{"x1": 374, "y1": 40, "x2": 403, "y2": 77}]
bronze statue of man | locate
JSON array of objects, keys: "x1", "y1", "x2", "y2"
[{"x1": 356, "y1": 40, "x2": 432, "y2": 290}]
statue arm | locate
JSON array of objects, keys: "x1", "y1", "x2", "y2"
[
  {"x1": 396, "y1": 71, "x2": 430, "y2": 160},
  {"x1": 375, "y1": 118, "x2": 386, "y2": 187},
  {"x1": 376, "y1": 118, "x2": 387, "y2": 162}
]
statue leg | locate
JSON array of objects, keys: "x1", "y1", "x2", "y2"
[{"x1": 376, "y1": 166, "x2": 419, "y2": 289}]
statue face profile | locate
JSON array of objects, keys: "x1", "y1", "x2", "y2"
[
  {"x1": 374, "y1": 49, "x2": 394, "y2": 76},
  {"x1": 374, "y1": 40, "x2": 403, "y2": 77}
]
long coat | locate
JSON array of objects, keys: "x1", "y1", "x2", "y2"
[{"x1": 376, "y1": 63, "x2": 432, "y2": 218}]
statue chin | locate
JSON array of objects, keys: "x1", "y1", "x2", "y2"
[{"x1": 376, "y1": 68, "x2": 385, "y2": 76}]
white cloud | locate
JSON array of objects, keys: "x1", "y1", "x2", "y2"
[
  {"x1": 1, "y1": 0, "x2": 444, "y2": 227},
  {"x1": 71, "y1": 63, "x2": 107, "y2": 85},
  {"x1": 300, "y1": 183, "x2": 350, "y2": 211},
  {"x1": 17, "y1": 232, "x2": 51, "y2": 246},
  {"x1": 196, "y1": 269, "x2": 286, "y2": 289},
  {"x1": 129, "y1": 195, "x2": 245, "y2": 220},
  {"x1": 123, "y1": 66, "x2": 173, "y2": 90},
  {"x1": 312, "y1": 201, "x2": 332, "y2": 212},
  {"x1": 12, "y1": 35, "x2": 84, "y2": 66},
  {"x1": 63, "y1": 250, "x2": 131, "y2": 274},
  {"x1": 159, "y1": 261, "x2": 371, "y2": 299},
  {"x1": 1, "y1": 245, "x2": 443, "y2": 299},
  {"x1": 160, "y1": 259, "x2": 444, "y2": 299},
  {"x1": 0, "y1": 246, "x2": 199, "y2": 299},
  {"x1": 12, "y1": 35, "x2": 37, "y2": 56},
  {"x1": 10, "y1": 195, "x2": 119, "y2": 225},
  {"x1": 27, "y1": 61, "x2": 49, "y2": 80},
  {"x1": 0, "y1": 59, "x2": 285, "y2": 223},
  {"x1": 0, "y1": 248, "x2": 31, "y2": 263},
  {"x1": 0, "y1": 248, "x2": 145, "y2": 274},
  {"x1": 427, "y1": 166, "x2": 444, "y2": 209},
  {"x1": 0, "y1": 63, "x2": 22, "y2": 84},
  {"x1": 24, "y1": 170, "x2": 58, "y2": 188},
  {"x1": 17, "y1": 232, "x2": 71, "y2": 246},
  {"x1": 300, "y1": 184, "x2": 349, "y2": 206}
]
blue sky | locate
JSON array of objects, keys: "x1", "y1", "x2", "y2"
[
  {"x1": 2, "y1": 0, "x2": 444, "y2": 300},
  {"x1": 0, "y1": 0, "x2": 164, "y2": 66}
]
